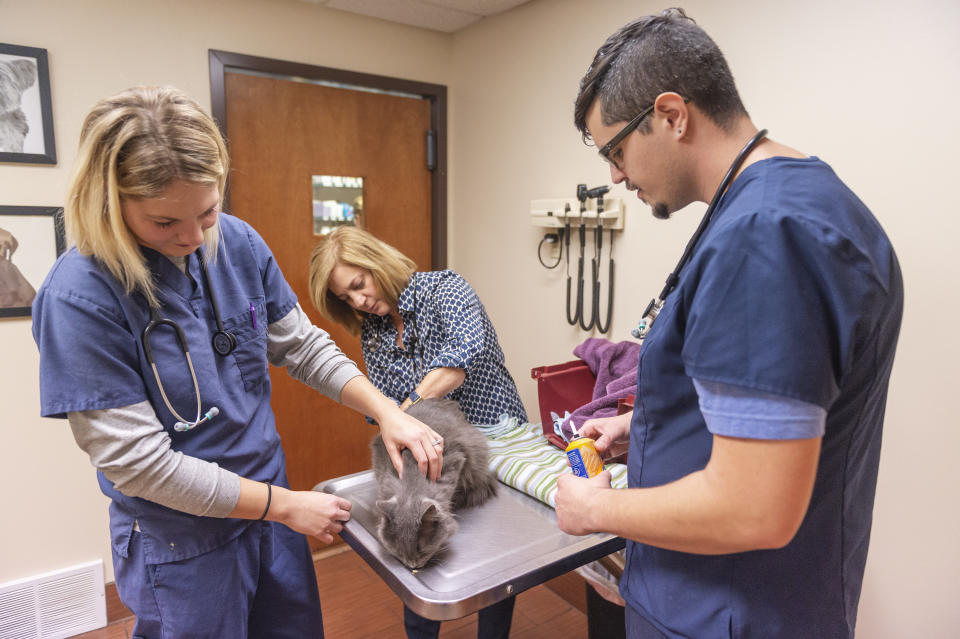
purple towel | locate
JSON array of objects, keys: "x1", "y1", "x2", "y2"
[{"x1": 559, "y1": 338, "x2": 640, "y2": 440}]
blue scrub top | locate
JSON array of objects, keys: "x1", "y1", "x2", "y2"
[
  {"x1": 33, "y1": 214, "x2": 298, "y2": 564},
  {"x1": 622, "y1": 157, "x2": 903, "y2": 638}
]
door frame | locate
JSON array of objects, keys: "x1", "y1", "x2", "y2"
[{"x1": 208, "y1": 49, "x2": 447, "y2": 269}]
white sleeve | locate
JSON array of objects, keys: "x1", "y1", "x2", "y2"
[
  {"x1": 68, "y1": 401, "x2": 241, "y2": 517},
  {"x1": 267, "y1": 303, "x2": 363, "y2": 400}
]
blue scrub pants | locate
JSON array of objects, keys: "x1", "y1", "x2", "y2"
[
  {"x1": 402, "y1": 596, "x2": 515, "y2": 639},
  {"x1": 113, "y1": 520, "x2": 323, "y2": 638}
]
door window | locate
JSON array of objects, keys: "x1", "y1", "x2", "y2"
[{"x1": 312, "y1": 175, "x2": 363, "y2": 234}]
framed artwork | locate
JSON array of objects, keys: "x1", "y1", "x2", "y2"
[
  {"x1": 0, "y1": 43, "x2": 56, "y2": 164},
  {"x1": 0, "y1": 206, "x2": 64, "y2": 317}
]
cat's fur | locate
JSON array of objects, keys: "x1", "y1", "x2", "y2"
[{"x1": 370, "y1": 398, "x2": 498, "y2": 569}]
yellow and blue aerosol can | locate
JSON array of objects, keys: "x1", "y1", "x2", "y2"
[{"x1": 565, "y1": 437, "x2": 603, "y2": 478}]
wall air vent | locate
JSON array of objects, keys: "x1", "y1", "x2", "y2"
[{"x1": 0, "y1": 560, "x2": 106, "y2": 639}]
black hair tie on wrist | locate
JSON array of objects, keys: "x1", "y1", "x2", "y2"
[{"x1": 258, "y1": 482, "x2": 272, "y2": 521}]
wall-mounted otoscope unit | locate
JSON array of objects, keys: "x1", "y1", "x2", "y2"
[{"x1": 531, "y1": 184, "x2": 625, "y2": 334}]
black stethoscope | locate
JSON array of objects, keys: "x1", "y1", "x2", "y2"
[
  {"x1": 141, "y1": 249, "x2": 235, "y2": 432},
  {"x1": 632, "y1": 128, "x2": 768, "y2": 340}
]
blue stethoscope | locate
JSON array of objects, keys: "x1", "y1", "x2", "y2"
[
  {"x1": 141, "y1": 249, "x2": 235, "y2": 432},
  {"x1": 632, "y1": 128, "x2": 768, "y2": 340}
]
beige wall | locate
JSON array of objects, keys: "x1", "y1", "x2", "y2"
[{"x1": 2, "y1": 0, "x2": 958, "y2": 636}]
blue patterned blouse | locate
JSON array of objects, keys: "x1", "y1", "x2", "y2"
[{"x1": 360, "y1": 270, "x2": 527, "y2": 425}]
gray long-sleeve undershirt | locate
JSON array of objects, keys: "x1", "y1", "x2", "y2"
[{"x1": 67, "y1": 303, "x2": 363, "y2": 518}]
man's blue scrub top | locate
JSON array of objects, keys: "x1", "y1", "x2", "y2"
[
  {"x1": 622, "y1": 157, "x2": 903, "y2": 638},
  {"x1": 33, "y1": 214, "x2": 299, "y2": 564}
]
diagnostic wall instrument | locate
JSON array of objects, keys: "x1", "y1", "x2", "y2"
[
  {"x1": 586, "y1": 185, "x2": 612, "y2": 333},
  {"x1": 572, "y1": 184, "x2": 614, "y2": 333},
  {"x1": 532, "y1": 190, "x2": 623, "y2": 334}
]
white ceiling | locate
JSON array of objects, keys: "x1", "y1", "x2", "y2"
[{"x1": 296, "y1": 0, "x2": 534, "y2": 33}]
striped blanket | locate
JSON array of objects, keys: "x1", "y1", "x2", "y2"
[{"x1": 477, "y1": 416, "x2": 628, "y2": 508}]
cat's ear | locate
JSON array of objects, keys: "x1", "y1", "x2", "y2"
[
  {"x1": 419, "y1": 499, "x2": 440, "y2": 544},
  {"x1": 419, "y1": 499, "x2": 443, "y2": 540},
  {"x1": 419, "y1": 499, "x2": 440, "y2": 519},
  {"x1": 420, "y1": 497, "x2": 456, "y2": 539}
]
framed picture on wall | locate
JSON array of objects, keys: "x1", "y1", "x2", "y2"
[
  {"x1": 0, "y1": 206, "x2": 64, "y2": 318},
  {"x1": 0, "y1": 43, "x2": 57, "y2": 165}
]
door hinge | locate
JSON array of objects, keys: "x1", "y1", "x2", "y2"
[{"x1": 426, "y1": 129, "x2": 436, "y2": 171}]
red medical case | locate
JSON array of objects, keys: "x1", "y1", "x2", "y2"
[{"x1": 530, "y1": 359, "x2": 597, "y2": 449}]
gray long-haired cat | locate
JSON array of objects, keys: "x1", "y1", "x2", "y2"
[{"x1": 370, "y1": 398, "x2": 498, "y2": 569}]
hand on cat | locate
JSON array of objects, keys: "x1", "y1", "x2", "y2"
[
  {"x1": 577, "y1": 412, "x2": 632, "y2": 460},
  {"x1": 280, "y1": 490, "x2": 353, "y2": 544},
  {"x1": 378, "y1": 406, "x2": 444, "y2": 481},
  {"x1": 555, "y1": 470, "x2": 612, "y2": 535}
]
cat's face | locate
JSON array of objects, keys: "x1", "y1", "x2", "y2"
[{"x1": 376, "y1": 495, "x2": 458, "y2": 569}]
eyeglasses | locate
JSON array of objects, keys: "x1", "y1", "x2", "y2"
[
  {"x1": 597, "y1": 103, "x2": 655, "y2": 169},
  {"x1": 597, "y1": 97, "x2": 690, "y2": 170}
]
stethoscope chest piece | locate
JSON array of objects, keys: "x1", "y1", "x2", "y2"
[
  {"x1": 631, "y1": 298, "x2": 664, "y2": 340},
  {"x1": 197, "y1": 248, "x2": 237, "y2": 357},
  {"x1": 212, "y1": 330, "x2": 237, "y2": 356}
]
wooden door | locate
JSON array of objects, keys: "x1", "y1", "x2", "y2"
[{"x1": 224, "y1": 72, "x2": 432, "y2": 542}]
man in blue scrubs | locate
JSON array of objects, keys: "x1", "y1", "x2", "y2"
[{"x1": 555, "y1": 9, "x2": 903, "y2": 638}]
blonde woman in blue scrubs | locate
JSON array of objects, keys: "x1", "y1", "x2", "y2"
[{"x1": 32, "y1": 86, "x2": 443, "y2": 638}]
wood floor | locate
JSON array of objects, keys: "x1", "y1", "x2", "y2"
[{"x1": 70, "y1": 545, "x2": 588, "y2": 639}]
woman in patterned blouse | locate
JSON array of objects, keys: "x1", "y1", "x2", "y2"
[
  {"x1": 309, "y1": 225, "x2": 525, "y2": 639},
  {"x1": 310, "y1": 226, "x2": 526, "y2": 426}
]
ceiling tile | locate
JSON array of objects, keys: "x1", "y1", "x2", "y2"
[
  {"x1": 297, "y1": 0, "x2": 534, "y2": 33},
  {"x1": 325, "y1": 0, "x2": 481, "y2": 33}
]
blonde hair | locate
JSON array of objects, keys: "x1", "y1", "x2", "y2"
[
  {"x1": 65, "y1": 86, "x2": 229, "y2": 307},
  {"x1": 309, "y1": 226, "x2": 417, "y2": 335}
]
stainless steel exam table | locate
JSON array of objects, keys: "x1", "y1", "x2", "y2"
[{"x1": 313, "y1": 470, "x2": 624, "y2": 621}]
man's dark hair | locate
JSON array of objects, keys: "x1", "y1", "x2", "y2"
[{"x1": 574, "y1": 8, "x2": 748, "y2": 142}]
